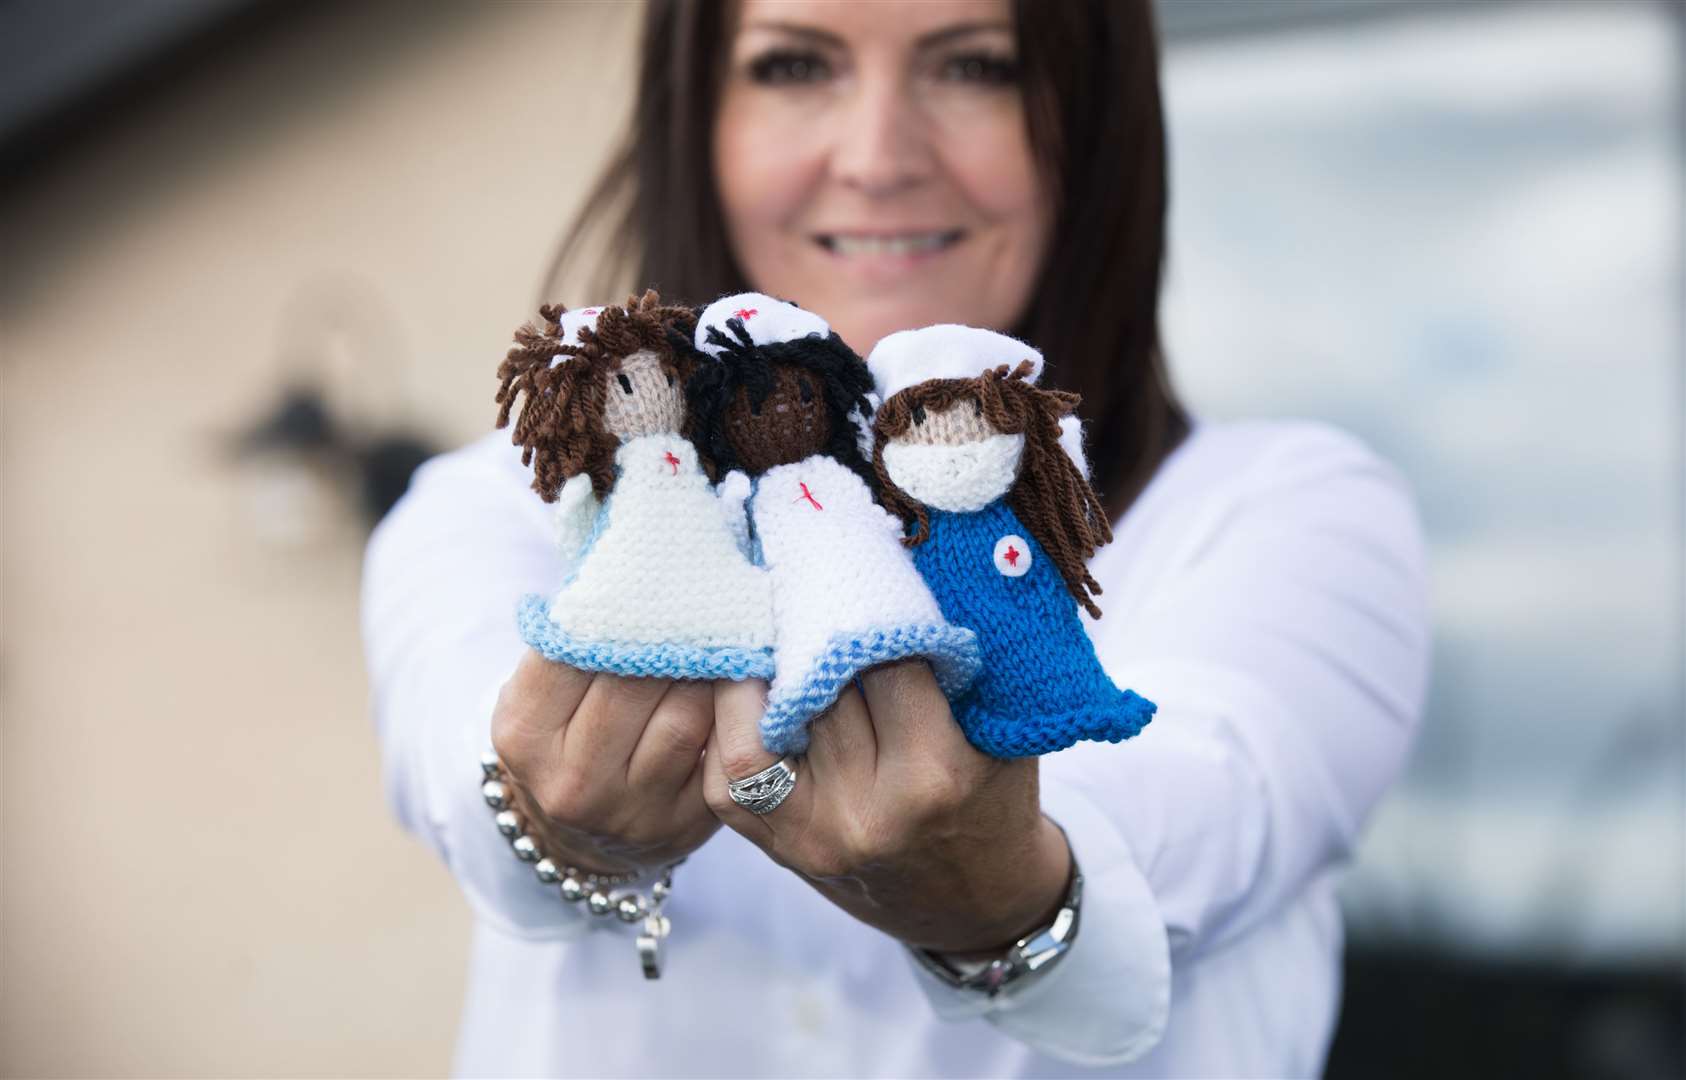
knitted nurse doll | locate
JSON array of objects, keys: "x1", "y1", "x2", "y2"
[
  {"x1": 494, "y1": 290, "x2": 775, "y2": 680},
  {"x1": 866, "y1": 325, "x2": 1156, "y2": 758},
  {"x1": 684, "y1": 293, "x2": 980, "y2": 754}
]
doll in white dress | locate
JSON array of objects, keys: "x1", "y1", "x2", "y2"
[
  {"x1": 494, "y1": 290, "x2": 774, "y2": 680},
  {"x1": 683, "y1": 293, "x2": 979, "y2": 754}
]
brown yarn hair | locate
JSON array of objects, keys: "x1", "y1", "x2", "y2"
[
  {"x1": 872, "y1": 362, "x2": 1112, "y2": 618},
  {"x1": 542, "y1": 0, "x2": 1188, "y2": 523},
  {"x1": 494, "y1": 288, "x2": 697, "y2": 502}
]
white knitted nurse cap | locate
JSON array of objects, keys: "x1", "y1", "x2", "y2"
[
  {"x1": 865, "y1": 324, "x2": 1043, "y2": 404},
  {"x1": 694, "y1": 292, "x2": 831, "y2": 358},
  {"x1": 866, "y1": 325, "x2": 1089, "y2": 478},
  {"x1": 548, "y1": 305, "x2": 605, "y2": 367},
  {"x1": 558, "y1": 305, "x2": 604, "y2": 347}
]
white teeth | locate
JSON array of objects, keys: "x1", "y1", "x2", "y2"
[{"x1": 825, "y1": 232, "x2": 955, "y2": 257}]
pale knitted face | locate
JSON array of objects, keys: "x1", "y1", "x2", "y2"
[
  {"x1": 898, "y1": 399, "x2": 989, "y2": 446},
  {"x1": 882, "y1": 397, "x2": 1024, "y2": 512},
  {"x1": 603, "y1": 350, "x2": 684, "y2": 440}
]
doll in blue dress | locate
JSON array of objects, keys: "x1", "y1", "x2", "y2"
[{"x1": 865, "y1": 325, "x2": 1155, "y2": 758}]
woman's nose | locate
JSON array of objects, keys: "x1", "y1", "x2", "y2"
[{"x1": 830, "y1": 76, "x2": 932, "y2": 198}]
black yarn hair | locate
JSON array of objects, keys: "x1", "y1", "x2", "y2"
[{"x1": 678, "y1": 316, "x2": 877, "y2": 486}]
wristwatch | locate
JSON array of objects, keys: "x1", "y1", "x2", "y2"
[{"x1": 908, "y1": 860, "x2": 1083, "y2": 999}]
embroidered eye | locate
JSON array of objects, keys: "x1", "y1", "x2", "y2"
[
  {"x1": 666, "y1": 372, "x2": 674, "y2": 387},
  {"x1": 798, "y1": 378, "x2": 814, "y2": 405},
  {"x1": 911, "y1": 404, "x2": 927, "y2": 426},
  {"x1": 617, "y1": 374, "x2": 633, "y2": 394}
]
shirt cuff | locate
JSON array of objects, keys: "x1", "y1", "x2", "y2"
[{"x1": 902, "y1": 780, "x2": 1171, "y2": 1065}]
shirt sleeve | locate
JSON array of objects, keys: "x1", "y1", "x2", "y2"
[
  {"x1": 906, "y1": 424, "x2": 1432, "y2": 1064},
  {"x1": 360, "y1": 437, "x2": 598, "y2": 941}
]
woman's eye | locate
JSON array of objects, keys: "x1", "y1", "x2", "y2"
[
  {"x1": 617, "y1": 374, "x2": 633, "y2": 394},
  {"x1": 747, "y1": 49, "x2": 832, "y2": 86},
  {"x1": 939, "y1": 52, "x2": 1020, "y2": 86},
  {"x1": 911, "y1": 405, "x2": 927, "y2": 426}
]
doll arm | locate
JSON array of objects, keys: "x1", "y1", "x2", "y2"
[
  {"x1": 1057, "y1": 415, "x2": 1090, "y2": 480},
  {"x1": 715, "y1": 469, "x2": 754, "y2": 559},
  {"x1": 552, "y1": 472, "x2": 599, "y2": 564}
]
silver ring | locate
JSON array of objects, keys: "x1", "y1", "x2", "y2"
[{"x1": 727, "y1": 756, "x2": 799, "y2": 815}]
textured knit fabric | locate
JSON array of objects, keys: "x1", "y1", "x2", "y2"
[
  {"x1": 520, "y1": 432, "x2": 775, "y2": 680},
  {"x1": 870, "y1": 324, "x2": 1043, "y2": 403},
  {"x1": 880, "y1": 432, "x2": 1025, "y2": 513},
  {"x1": 549, "y1": 473, "x2": 599, "y2": 562},
  {"x1": 695, "y1": 292, "x2": 830, "y2": 356},
  {"x1": 749, "y1": 453, "x2": 980, "y2": 754},
  {"x1": 913, "y1": 499, "x2": 1156, "y2": 757},
  {"x1": 361, "y1": 418, "x2": 1432, "y2": 1077}
]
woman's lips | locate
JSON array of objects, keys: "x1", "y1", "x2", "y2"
[
  {"x1": 814, "y1": 230, "x2": 965, "y2": 258},
  {"x1": 811, "y1": 230, "x2": 966, "y2": 282}
]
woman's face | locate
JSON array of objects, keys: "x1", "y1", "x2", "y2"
[{"x1": 714, "y1": 0, "x2": 1050, "y2": 357}]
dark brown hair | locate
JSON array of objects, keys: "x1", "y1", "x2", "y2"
[
  {"x1": 495, "y1": 289, "x2": 696, "y2": 501},
  {"x1": 544, "y1": 0, "x2": 1187, "y2": 522},
  {"x1": 873, "y1": 362, "x2": 1111, "y2": 617}
]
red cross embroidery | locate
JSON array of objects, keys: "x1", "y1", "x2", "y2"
[
  {"x1": 581, "y1": 308, "x2": 599, "y2": 316},
  {"x1": 662, "y1": 451, "x2": 680, "y2": 475},
  {"x1": 1003, "y1": 545, "x2": 1021, "y2": 568},
  {"x1": 794, "y1": 482, "x2": 823, "y2": 510},
  {"x1": 734, "y1": 307, "x2": 759, "y2": 321}
]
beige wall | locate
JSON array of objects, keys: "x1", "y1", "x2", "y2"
[{"x1": 1, "y1": 3, "x2": 639, "y2": 1075}]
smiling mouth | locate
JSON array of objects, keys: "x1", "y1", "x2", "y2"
[{"x1": 815, "y1": 231, "x2": 965, "y2": 257}]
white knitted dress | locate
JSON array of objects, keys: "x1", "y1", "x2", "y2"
[
  {"x1": 518, "y1": 432, "x2": 775, "y2": 680},
  {"x1": 750, "y1": 453, "x2": 980, "y2": 752}
]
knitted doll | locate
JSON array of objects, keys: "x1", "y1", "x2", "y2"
[
  {"x1": 865, "y1": 325, "x2": 1156, "y2": 758},
  {"x1": 494, "y1": 290, "x2": 775, "y2": 680},
  {"x1": 684, "y1": 293, "x2": 980, "y2": 754}
]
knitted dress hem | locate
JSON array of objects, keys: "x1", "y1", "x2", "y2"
[
  {"x1": 759, "y1": 623, "x2": 982, "y2": 755},
  {"x1": 519, "y1": 594, "x2": 776, "y2": 681},
  {"x1": 956, "y1": 688, "x2": 1157, "y2": 759}
]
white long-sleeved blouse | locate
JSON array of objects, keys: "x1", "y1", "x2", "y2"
[{"x1": 360, "y1": 418, "x2": 1430, "y2": 1078}]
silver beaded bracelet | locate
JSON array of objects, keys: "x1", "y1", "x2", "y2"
[{"x1": 479, "y1": 749, "x2": 675, "y2": 979}]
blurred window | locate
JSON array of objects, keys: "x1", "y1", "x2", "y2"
[{"x1": 1160, "y1": 0, "x2": 1683, "y2": 966}]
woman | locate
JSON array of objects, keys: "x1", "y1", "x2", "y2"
[{"x1": 361, "y1": 1, "x2": 1430, "y2": 1075}]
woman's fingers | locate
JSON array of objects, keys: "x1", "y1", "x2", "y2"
[
  {"x1": 858, "y1": 660, "x2": 969, "y2": 766},
  {"x1": 702, "y1": 678, "x2": 812, "y2": 846},
  {"x1": 805, "y1": 683, "x2": 877, "y2": 790},
  {"x1": 490, "y1": 650, "x2": 594, "y2": 766},
  {"x1": 626, "y1": 679, "x2": 714, "y2": 791},
  {"x1": 559, "y1": 672, "x2": 672, "y2": 778}
]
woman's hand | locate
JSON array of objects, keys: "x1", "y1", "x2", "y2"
[
  {"x1": 703, "y1": 662, "x2": 1072, "y2": 955},
  {"x1": 491, "y1": 650, "x2": 720, "y2": 876}
]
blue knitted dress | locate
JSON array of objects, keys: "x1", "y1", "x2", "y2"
[{"x1": 910, "y1": 499, "x2": 1156, "y2": 758}]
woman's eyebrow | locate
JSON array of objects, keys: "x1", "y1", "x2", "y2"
[
  {"x1": 739, "y1": 21, "x2": 1012, "y2": 51},
  {"x1": 740, "y1": 22, "x2": 846, "y2": 49},
  {"x1": 915, "y1": 22, "x2": 1013, "y2": 50}
]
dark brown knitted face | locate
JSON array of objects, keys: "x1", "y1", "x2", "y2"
[{"x1": 725, "y1": 365, "x2": 834, "y2": 474}]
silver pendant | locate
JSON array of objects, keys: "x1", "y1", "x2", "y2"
[{"x1": 637, "y1": 914, "x2": 671, "y2": 980}]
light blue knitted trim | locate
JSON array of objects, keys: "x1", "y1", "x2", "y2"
[
  {"x1": 518, "y1": 594, "x2": 775, "y2": 681},
  {"x1": 760, "y1": 623, "x2": 982, "y2": 755}
]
